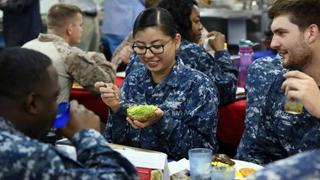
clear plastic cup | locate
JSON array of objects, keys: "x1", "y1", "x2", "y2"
[
  {"x1": 189, "y1": 148, "x2": 213, "y2": 180},
  {"x1": 284, "y1": 97, "x2": 303, "y2": 114}
]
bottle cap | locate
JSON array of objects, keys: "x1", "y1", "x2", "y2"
[{"x1": 239, "y1": 39, "x2": 258, "y2": 47}]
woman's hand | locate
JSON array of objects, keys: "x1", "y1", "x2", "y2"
[
  {"x1": 95, "y1": 81, "x2": 121, "y2": 113},
  {"x1": 126, "y1": 108, "x2": 164, "y2": 128},
  {"x1": 282, "y1": 71, "x2": 320, "y2": 118},
  {"x1": 207, "y1": 31, "x2": 225, "y2": 51}
]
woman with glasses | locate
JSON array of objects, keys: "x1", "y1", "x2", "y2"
[
  {"x1": 125, "y1": 0, "x2": 238, "y2": 106},
  {"x1": 95, "y1": 7, "x2": 219, "y2": 160}
]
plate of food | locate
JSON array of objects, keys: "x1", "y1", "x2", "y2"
[
  {"x1": 211, "y1": 154, "x2": 263, "y2": 179},
  {"x1": 233, "y1": 159, "x2": 263, "y2": 179}
]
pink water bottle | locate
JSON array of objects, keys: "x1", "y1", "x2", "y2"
[{"x1": 238, "y1": 40, "x2": 254, "y2": 87}]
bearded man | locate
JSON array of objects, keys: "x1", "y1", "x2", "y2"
[{"x1": 236, "y1": 0, "x2": 320, "y2": 166}]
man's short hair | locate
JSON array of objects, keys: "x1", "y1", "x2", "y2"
[
  {"x1": 268, "y1": 0, "x2": 320, "y2": 31},
  {"x1": 0, "y1": 48, "x2": 52, "y2": 99},
  {"x1": 47, "y1": 3, "x2": 82, "y2": 30}
]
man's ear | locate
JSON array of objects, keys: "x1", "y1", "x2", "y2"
[
  {"x1": 66, "y1": 24, "x2": 73, "y2": 36},
  {"x1": 305, "y1": 24, "x2": 319, "y2": 44},
  {"x1": 24, "y1": 92, "x2": 39, "y2": 115}
]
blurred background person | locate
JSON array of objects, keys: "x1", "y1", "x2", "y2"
[
  {"x1": 110, "y1": 0, "x2": 160, "y2": 72},
  {"x1": 60, "y1": 0, "x2": 101, "y2": 52},
  {"x1": 101, "y1": 0, "x2": 144, "y2": 59},
  {"x1": 253, "y1": 24, "x2": 277, "y2": 61},
  {"x1": 0, "y1": 0, "x2": 42, "y2": 47},
  {"x1": 23, "y1": 3, "x2": 115, "y2": 103}
]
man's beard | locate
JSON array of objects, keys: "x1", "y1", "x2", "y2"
[{"x1": 283, "y1": 42, "x2": 312, "y2": 71}]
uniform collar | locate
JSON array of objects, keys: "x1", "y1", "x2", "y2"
[
  {"x1": 38, "y1": 33, "x2": 67, "y2": 44},
  {"x1": 137, "y1": 58, "x2": 185, "y2": 88},
  {"x1": 0, "y1": 116, "x2": 24, "y2": 136}
]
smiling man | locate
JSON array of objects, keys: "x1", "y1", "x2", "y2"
[{"x1": 236, "y1": 0, "x2": 320, "y2": 166}]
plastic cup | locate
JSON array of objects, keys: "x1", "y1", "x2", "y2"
[
  {"x1": 284, "y1": 97, "x2": 303, "y2": 114},
  {"x1": 188, "y1": 148, "x2": 213, "y2": 180},
  {"x1": 53, "y1": 102, "x2": 70, "y2": 128},
  {"x1": 211, "y1": 166, "x2": 235, "y2": 180}
]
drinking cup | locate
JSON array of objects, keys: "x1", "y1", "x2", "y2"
[
  {"x1": 189, "y1": 148, "x2": 213, "y2": 180},
  {"x1": 54, "y1": 102, "x2": 70, "y2": 128},
  {"x1": 284, "y1": 97, "x2": 303, "y2": 114}
]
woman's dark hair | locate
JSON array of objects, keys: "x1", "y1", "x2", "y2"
[
  {"x1": 158, "y1": 0, "x2": 198, "y2": 41},
  {"x1": 132, "y1": 7, "x2": 177, "y2": 38},
  {"x1": 0, "y1": 48, "x2": 52, "y2": 98}
]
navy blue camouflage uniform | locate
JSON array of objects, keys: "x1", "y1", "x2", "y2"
[
  {"x1": 106, "y1": 59, "x2": 219, "y2": 160},
  {"x1": 126, "y1": 39, "x2": 237, "y2": 105},
  {"x1": 0, "y1": 117, "x2": 137, "y2": 179},
  {"x1": 236, "y1": 56, "x2": 320, "y2": 165},
  {"x1": 249, "y1": 149, "x2": 320, "y2": 180}
]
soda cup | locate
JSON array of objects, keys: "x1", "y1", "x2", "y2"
[
  {"x1": 284, "y1": 97, "x2": 303, "y2": 114},
  {"x1": 54, "y1": 102, "x2": 70, "y2": 128}
]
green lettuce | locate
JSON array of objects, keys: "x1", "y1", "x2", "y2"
[{"x1": 127, "y1": 105, "x2": 157, "y2": 119}]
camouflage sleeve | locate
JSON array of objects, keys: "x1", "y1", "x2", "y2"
[
  {"x1": 243, "y1": 112, "x2": 284, "y2": 165},
  {"x1": 249, "y1": 150, "x2": 320, "y2": 180},
  {"x1": 70, "y1": 129, "x2": 138, "y2": 179},
  {"x1": 32, "y1": 129, "x2": 137, "y2": 179},
  {"x1": 180, "y1": 42, "x2": 237, "y2": 106},
  {"x1": 213, "y1": 50, "x2": 238, "y2": 105},
  {"x1": 0, "y1": 129, "x2": 137, "y2": 179},
  {"x1": 65, "y1": 48, "x2": 116, "y2": 94},
  {"x1": 104, "y1": 75, "x2": 145, "y2": 144},
  {"x1": 236, "y1": 57, "x2": 284, "y2": 165},
  {"x1": 104, "y1": 105, "x2": 131, "y2": 144}
]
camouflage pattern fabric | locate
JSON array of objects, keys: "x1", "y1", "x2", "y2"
[
  {"x1": 236, "y1": 56, "x2": 320, "y2": 165},
  {"x1": 23, "y1": 33, "x2": 116, "y2": 102},
  {"x1": 106, "y1": 59, "x2": 219, "y2": 160},
  {"x1": 0, "y1": 117, "x2": 137, "y2": 179},
  {"x1": 249, "y1": 149, "x2": 320, "y2": 180}
]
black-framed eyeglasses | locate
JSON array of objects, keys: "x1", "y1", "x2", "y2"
[{"x1": 132, "y1": 39, "x2": 172, "y2": 55}]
